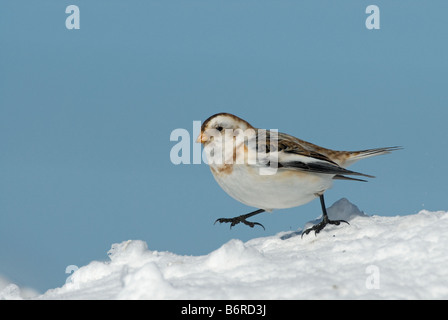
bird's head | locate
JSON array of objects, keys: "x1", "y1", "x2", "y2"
[{"x1": 196, "y1": 113, "x2": 253, "y2": 144}]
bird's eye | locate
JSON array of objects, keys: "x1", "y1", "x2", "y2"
[{"x1": 216, "y1": 126, "x2": 223, "y2": 132}]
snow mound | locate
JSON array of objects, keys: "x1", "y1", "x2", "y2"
[
  {"x1": 0, "y1": 276, "x2": 39, "y2": 300},
  {"x1": 12, "y1": 199, "x2": 448, "y2": 299}
]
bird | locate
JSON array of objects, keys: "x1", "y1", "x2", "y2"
[{"x1": 196, "y1": 112, "x2": 401, "y2": 236}]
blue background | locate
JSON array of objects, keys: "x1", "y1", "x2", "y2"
[{"x1": 1, "y1": 0, "x2": 447, "y2": 293}]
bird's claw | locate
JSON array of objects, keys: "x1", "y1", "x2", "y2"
[
  {"x1": 214, "y1": 217, "x2": 265, "y2": 230},
  {"x1": 301, "y1": 217, "x2": 349, "y2": 238}
]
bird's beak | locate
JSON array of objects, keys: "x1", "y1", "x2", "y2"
[{"x1": 196, "y1": 132, "x2": 208, "y2": 144}]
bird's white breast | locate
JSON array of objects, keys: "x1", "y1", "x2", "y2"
[{"x1": 210, "y1": 163, "x2": 334, "y2": 211}]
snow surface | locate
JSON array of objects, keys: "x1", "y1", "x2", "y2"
[
  {"x1": 0, "y1": 276, "x2": 39, "y2": 300},
  {"x1": 2, "y1": 198, "x2": 448, "y2": 300}
]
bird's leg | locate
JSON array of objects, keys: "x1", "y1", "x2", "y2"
[
  {"x1": 215, "y1": 209, "x2": 266, "y2": 230},
  {"x1": 301, "y1": 194, "x2": 349, "y2": 237}
]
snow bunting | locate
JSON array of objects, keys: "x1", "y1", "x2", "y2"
[{"x1": 196, "y1": 112, "x2": 401, "y2": 236}]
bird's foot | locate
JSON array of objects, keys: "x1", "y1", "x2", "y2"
[
  {"x1": 214, "y1": 215, "x2": 265, "y2": 230},
  {"x1": 301, "y1": 216, "x2": 349, "y2": 238}
]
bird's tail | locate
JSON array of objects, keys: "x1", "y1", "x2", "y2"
[{"x1": 344, "y1": 146, "x2": 402, "y2": 167}]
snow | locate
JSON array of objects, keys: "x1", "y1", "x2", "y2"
[
  {"x1": 2, "y1": 198, "x2": 448, "y2": 300},
  {"x1": 0, "y1": 276, "x2": 39, "y2": 300}
]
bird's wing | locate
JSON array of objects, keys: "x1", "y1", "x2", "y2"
[{"x1": 250, "y1": 130, "x2": 374, "y2": 178}]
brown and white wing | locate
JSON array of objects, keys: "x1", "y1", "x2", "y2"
[{"x1": 251, "y1": 130, "x2": 374, "y2": 180}]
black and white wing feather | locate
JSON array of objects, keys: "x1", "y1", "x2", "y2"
[{"x1": 250, "y1": 130, "x2": 374, "y2": 181}]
